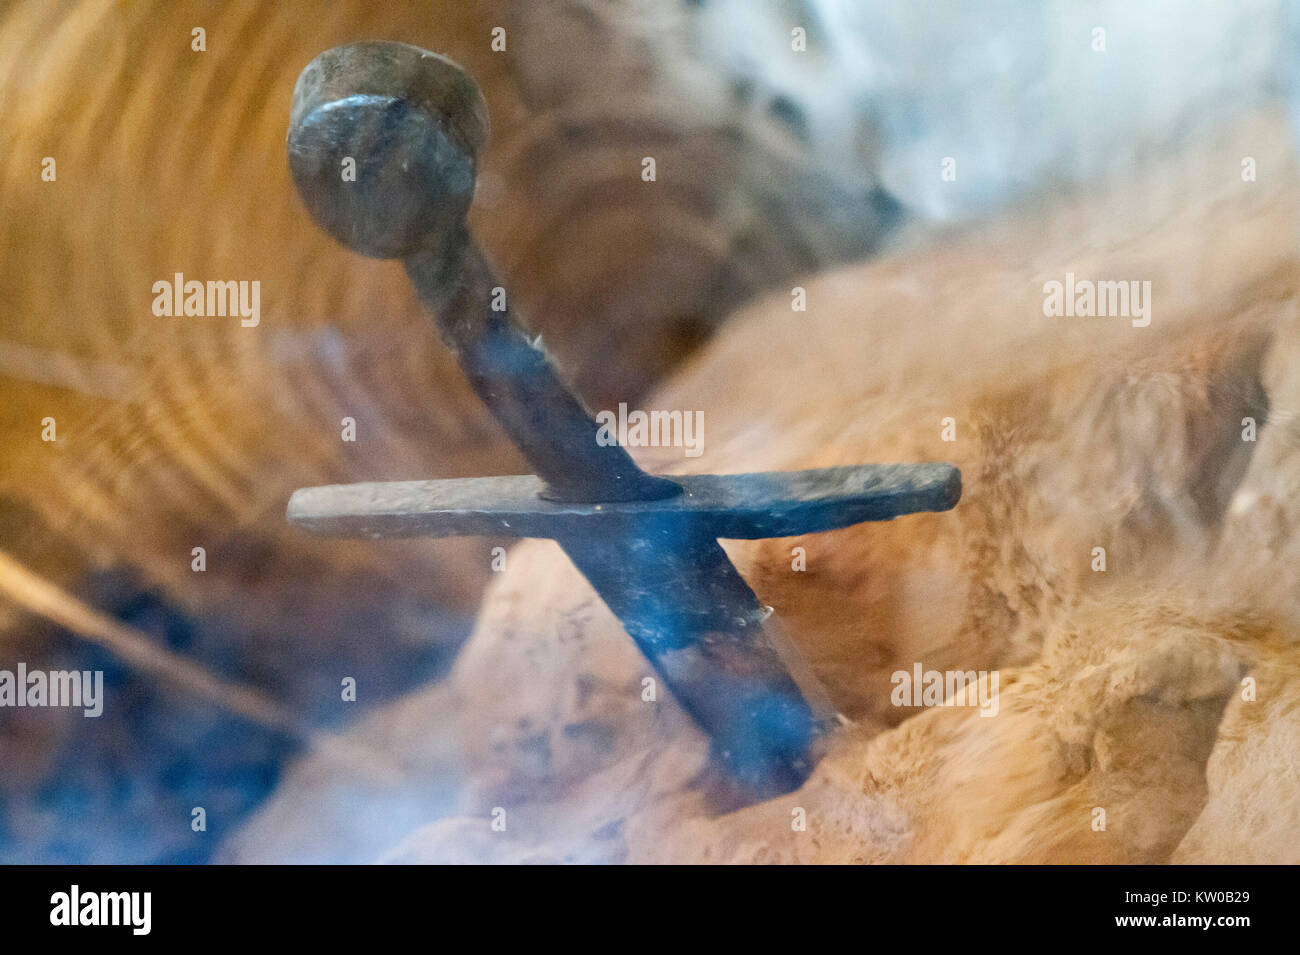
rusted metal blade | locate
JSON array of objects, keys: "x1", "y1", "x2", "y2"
[
  {"x1": 289, "y1": 460, "x2": 957, "y2": 797},
  {"x1": 559, "y1": 527, "x2": 828, "y2": 798}
]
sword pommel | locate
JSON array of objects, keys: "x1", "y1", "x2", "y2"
[{"x1": 287, "y1": 41, "x2": 488, "y2": 260}]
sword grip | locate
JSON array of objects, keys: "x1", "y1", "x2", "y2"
[
  {"x1": 405, "y1": 234, "x2": 680, "y2": 503},
  {"x1": 286, "y1": 41, "x2": 678, "y2": 504}
]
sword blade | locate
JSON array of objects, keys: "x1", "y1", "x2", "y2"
[{"x1": 559, "y1": 522, "x2": 829, "y2": 799}]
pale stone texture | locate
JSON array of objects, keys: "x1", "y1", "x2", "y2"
[{"x1": 226, "y1": 110, "x2": 1300, "y2": 864}]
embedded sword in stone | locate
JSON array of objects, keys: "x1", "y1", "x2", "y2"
[{"x1": 284, "y1": 41, "x2": 961, "y2": 800}]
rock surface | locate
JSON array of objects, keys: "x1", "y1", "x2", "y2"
[{"x1": 226, "y1": 108, "x2": 1300, "y2": 864}]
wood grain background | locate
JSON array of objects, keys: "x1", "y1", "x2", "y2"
[{"x1": 0, "y1": 0, "x2": 894, "y2": 672}]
